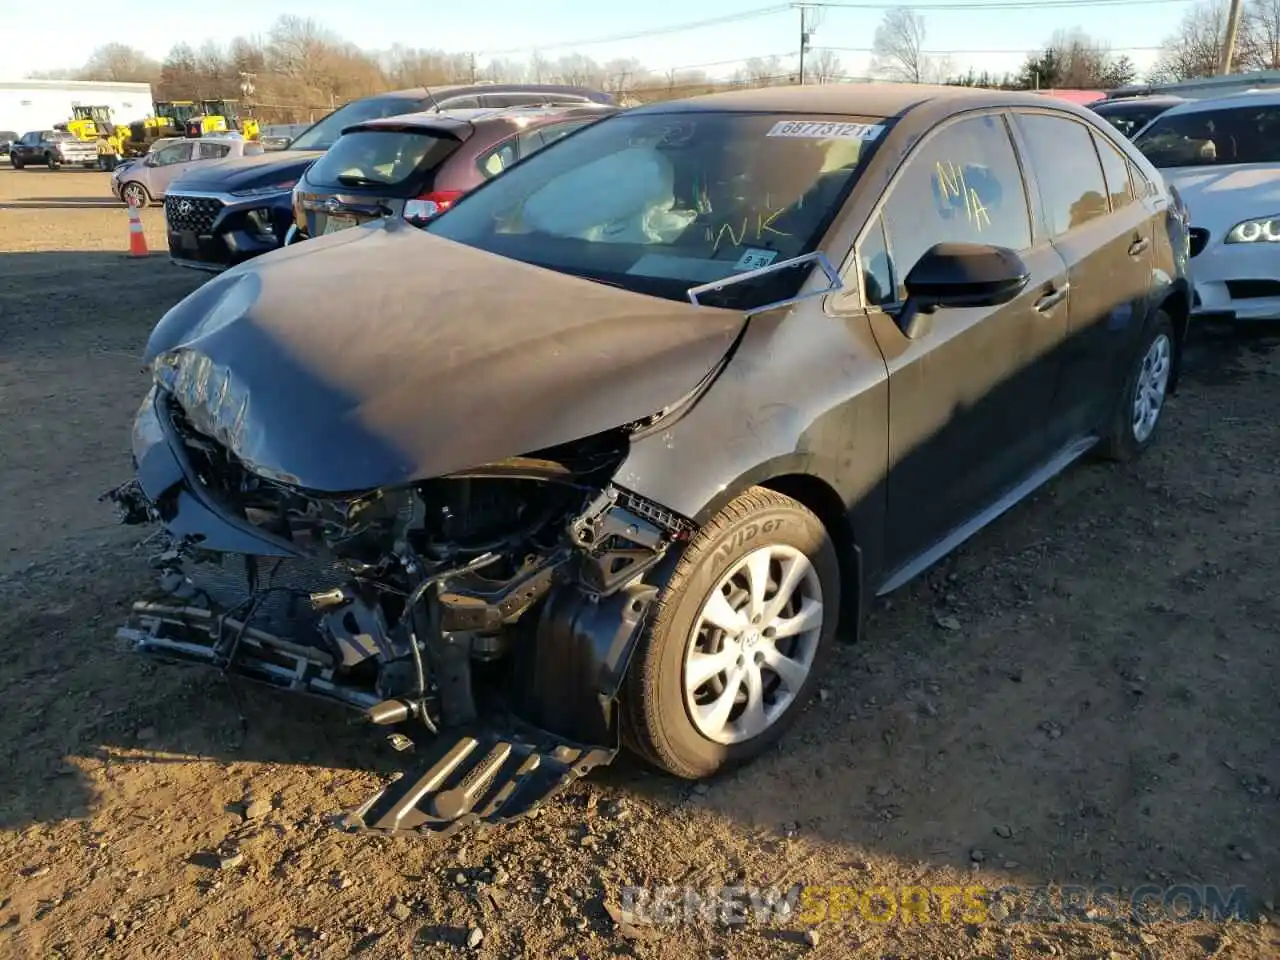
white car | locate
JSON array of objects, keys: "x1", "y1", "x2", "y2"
[{"x1": 1133, "y1": 90, "x2": 1280, "y2": 321}]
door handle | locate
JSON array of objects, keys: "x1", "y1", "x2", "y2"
[
  {"x1": 1128, "y1": 236, "x2": 1150, "y2": 256},
  {"x1": 1034, "y1": 283, "x2": 1069, "y2": 313}
]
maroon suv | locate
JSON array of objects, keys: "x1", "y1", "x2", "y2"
[{"x1": 287, "y1": 103, "x2": 617, "y2": 242}]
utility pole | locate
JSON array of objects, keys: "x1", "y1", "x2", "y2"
[
  {"x1": 469, "y1": 53, "x2": 477, "y2": 83},
  {"x1": 1219, "y1": 0, "x2": 1246, "y2": 74},
  {"x1": 799, "y1": 5, "x2": 808, "y2": 84}
]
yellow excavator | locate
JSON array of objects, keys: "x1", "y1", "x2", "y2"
[{"x1": 182, "y1": 99, "x2": 260, "y2": 140}]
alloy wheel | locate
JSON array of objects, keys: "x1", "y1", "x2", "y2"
[
  {"x1": 1132, "y1": 333, "x2": 1171, "y2": 443},
  {"x1": 683, "y1": 544, "x2": 824, "y2": 745}
]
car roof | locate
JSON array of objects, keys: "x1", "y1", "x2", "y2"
[
  {"x1": 369, "y1": 83, "x2": 614, "y2": 105},
  {"x1": 627, "y1": 82, "x2": 1084, "y2": 118},
  {"x1": 1091, "y1": 95, "x2": 1186, "y2": 111},
  {"x1": 349, "y1": 103, "x2": 615, "y2": 135},
  {"x1": 1158, "y1": 88, "x2": 1280, "y2": 117}
]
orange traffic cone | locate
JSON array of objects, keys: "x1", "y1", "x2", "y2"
[{"x1": 126, "y1": 198, "x2": 149, "y2": 258}]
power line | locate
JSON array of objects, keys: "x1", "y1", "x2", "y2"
[
  {"x1": 476, "y1": 5, "x2": 792, "y2": 56},
  {"x1": 814, "y1": 44, "x2": 1165, "y2": 54},
  {"x1": 799, "y1": 0, "x2": 1191, "y2": 8}
]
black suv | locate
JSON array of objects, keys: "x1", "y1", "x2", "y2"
[{"x1": 162, "y1": 84, "x2": 616, "y2": 272}]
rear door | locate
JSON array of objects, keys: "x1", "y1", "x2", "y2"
[
  {"x1": 860, "y1": 111, "x2": 1071, "y2": 574},
  {"x1": 1012, "y1": 111, "x2": 1154, "y2": 442}
]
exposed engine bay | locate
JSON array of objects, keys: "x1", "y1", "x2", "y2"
[{"x1": 106, "y1": 386, "x2": 697, "y2": 836}]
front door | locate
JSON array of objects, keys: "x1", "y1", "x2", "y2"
[
  {"x1": 857, "y1": 111, "x2": 1071, "y2": 576},
  {"x1": 149, "y1": 140, "x2": 198, "y2": 196},
  {"x1": 1013, "y1": 111, "x2": 1156, "y2": 441}
]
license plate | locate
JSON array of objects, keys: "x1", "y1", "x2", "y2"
[
  {"x1": 179, "y1": 230, "x2": 198, "y2": 252},
  {"x1": 322, "y1": 215, "x2": 356, "y2": 235}
]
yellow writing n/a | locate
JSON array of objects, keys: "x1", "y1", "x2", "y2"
[
  {"x1": 797, "y1": 885, "x2": 988, "y2": 924},
  {"x1": 934, "y1": 160, "x2": 991, "y2": 232}
]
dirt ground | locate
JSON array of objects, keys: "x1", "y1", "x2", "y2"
[{"x1": 0, "y1": 166, "x2": 1276, "y2": 960}]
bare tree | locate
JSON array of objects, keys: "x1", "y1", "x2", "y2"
[
  {"x1": 871, "y1": 9, "x2": 931, "y2": 83},
  {"x1": 804, "y1": 49, "x2": 844, "y2": 84},
  {"x1": 1243, "y1": 0, "x2": 1280, "y2": 69},
  {"x1": 742, "y1": 54, "x2": 784, "y2": 87},
  {"x1": 1151, "y1": 0, "x2": 1232, "y2": 81},
  {"x1": 79, "y1": 43, "x2": 160, "y2": 83}
]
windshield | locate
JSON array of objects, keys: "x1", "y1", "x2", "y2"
[
  {"x1": 289, "y1": 97, "x2": 424, "y2": 153},
  {"x1": 307, "y1": 129, "x2": 459, "y2": 191},
  {"x1": 1134, "y1": 104, "x2": 1280, "y2": 167},
  {"x1": 427, "y1": 111, "x2": 886, "y2": 309}
]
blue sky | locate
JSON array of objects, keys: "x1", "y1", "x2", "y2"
[{"x1": 6, "y1": 0, "x2": 1194, "y2": 84}]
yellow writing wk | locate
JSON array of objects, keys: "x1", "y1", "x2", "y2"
[
  {"x1": 797, "y1": 885, "x2": 989, "y2": 924},
  {"x1": 706, "y1": 207, "x2": 793, "y2": 254}
]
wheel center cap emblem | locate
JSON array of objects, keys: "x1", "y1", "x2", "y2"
[{"x1": 743, "y1": 630, "x2": 760, "y2": 647}]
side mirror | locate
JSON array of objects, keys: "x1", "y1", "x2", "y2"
[{"x1": 899, "y1": 242, "x2": 1030, "y2": 339}]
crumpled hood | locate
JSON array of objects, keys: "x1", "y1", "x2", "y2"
[
  {"x1": 171, "y1": 149, "x2": 323, "y2": 192},
  {"x1": 145, "y1": 220, "x2": 745, "y2": 493},
  {"x1": 1161, "y1": 164, "x2": 1280, "y2": 235}
]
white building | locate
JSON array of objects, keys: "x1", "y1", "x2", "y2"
[{"x1": 0, "y1": 79, "x2": 154, "y2": 134}]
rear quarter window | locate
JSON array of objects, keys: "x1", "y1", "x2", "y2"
[{"x1": 306, "y1": 129, "x2": 461, "y2": 191}]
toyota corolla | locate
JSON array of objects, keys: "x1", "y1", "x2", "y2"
[{"x1": 107, "y1": 82, "x2": 1189, "y2": 836}]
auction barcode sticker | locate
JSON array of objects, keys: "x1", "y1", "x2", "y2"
[{"x1": 766, "y1": 120, "x2": 885, "y2": 140}]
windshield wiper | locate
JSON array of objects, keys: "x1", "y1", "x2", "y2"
[{"x1": 336, "y1": 174, "x2": 389, "y2": 187}]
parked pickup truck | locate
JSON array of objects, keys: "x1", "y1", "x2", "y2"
[{"x1": 9, "y1": 130, "x2": 98, "y2": 169}]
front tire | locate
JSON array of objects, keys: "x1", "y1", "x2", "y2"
[
  {"x1": 1100, "y1": 310, "x2": 1174, "y2": 462},
  {"x1": 122, "y1": 182, "x2": 150, "y2": 207},
  {"x1": 11, "y1": 156, "x2": 23, "y2": 170},
  {"x1": 621, "y1": 486, "x2": 840, "y2": 779}
]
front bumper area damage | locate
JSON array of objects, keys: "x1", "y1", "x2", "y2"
[{"x1": 105, "y1": 388, "x2": 695, "y2": 837}]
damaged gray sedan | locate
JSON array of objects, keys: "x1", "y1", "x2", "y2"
[{"x1": 107, "y1": 83, "x2": 1189, "y2": 835}]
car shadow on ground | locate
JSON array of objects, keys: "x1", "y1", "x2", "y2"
[{"x1": 1, "y1": 282, "x2": 1277, "y2": 922}]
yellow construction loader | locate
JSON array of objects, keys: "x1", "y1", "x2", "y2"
[
  {"x1": 57, "y1": 106, "x2": 130, "y2": 142},
  {"x1": 182, "y1": 99, "x2": 260, "y2": 140}
]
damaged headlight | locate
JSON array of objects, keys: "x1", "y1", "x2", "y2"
[{"x1": 152, "y1": 348, "x2": 250, "y2": 456}]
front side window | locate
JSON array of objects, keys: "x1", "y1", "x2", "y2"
[
  {"x1": 428, "y1": 111, "x2": 889, "y2": 309},
  {"x1": 154, "y1": 142, "x2": 192, "y2": 165},
  {"x1": 1134, "y1": 104, "x2": 1280, "y2": 167},
  {"x1": 856, "y1": 215, "x2": 894, "y2": 307},
  {"x1": 1017, "y1": 113, "x2": 1109, "y2": 237},
  {"x1": 879, "y1": 112, "x2": 1031, "y2": 298},
  {"x1": 307, "y1": 130, "x2": 459, "y2": 190}
]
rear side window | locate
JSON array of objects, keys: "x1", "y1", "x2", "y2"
[
  {"x1": 1134, "y1": 104, "x2": 1280, "y2": 167},
  {"x1": 198, "y1": 141, "x2": 231, "y2": 160},
  {"x1": 1016, "y1": 113, "x2": 1109, "y2": 237},
  {"x1": 879, "y1": 112, "x2": 1031, "y2": 298},
  {"x1": 477, "y1": 136, "x2": 519, "y2": 179},
  {"x1": 307, "y1": 130, "x2": 460, "y2": 190},
  {"x1": 1092, "y1": 132, "x2": 1134, "y2": 211}
]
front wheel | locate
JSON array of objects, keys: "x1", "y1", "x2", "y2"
[
  {"x1": 11, "y1": 156, "x2": 23, "y2": 170},
  {"x1": 621, "y1": 486, "x2": 840, "y2": 779},
  {"x1": 1100, "y1": 310, "x2": 1174, "y2": 462},
  {"x1": 122, "y1": 182, "x2": 149, "y2": 207}
]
